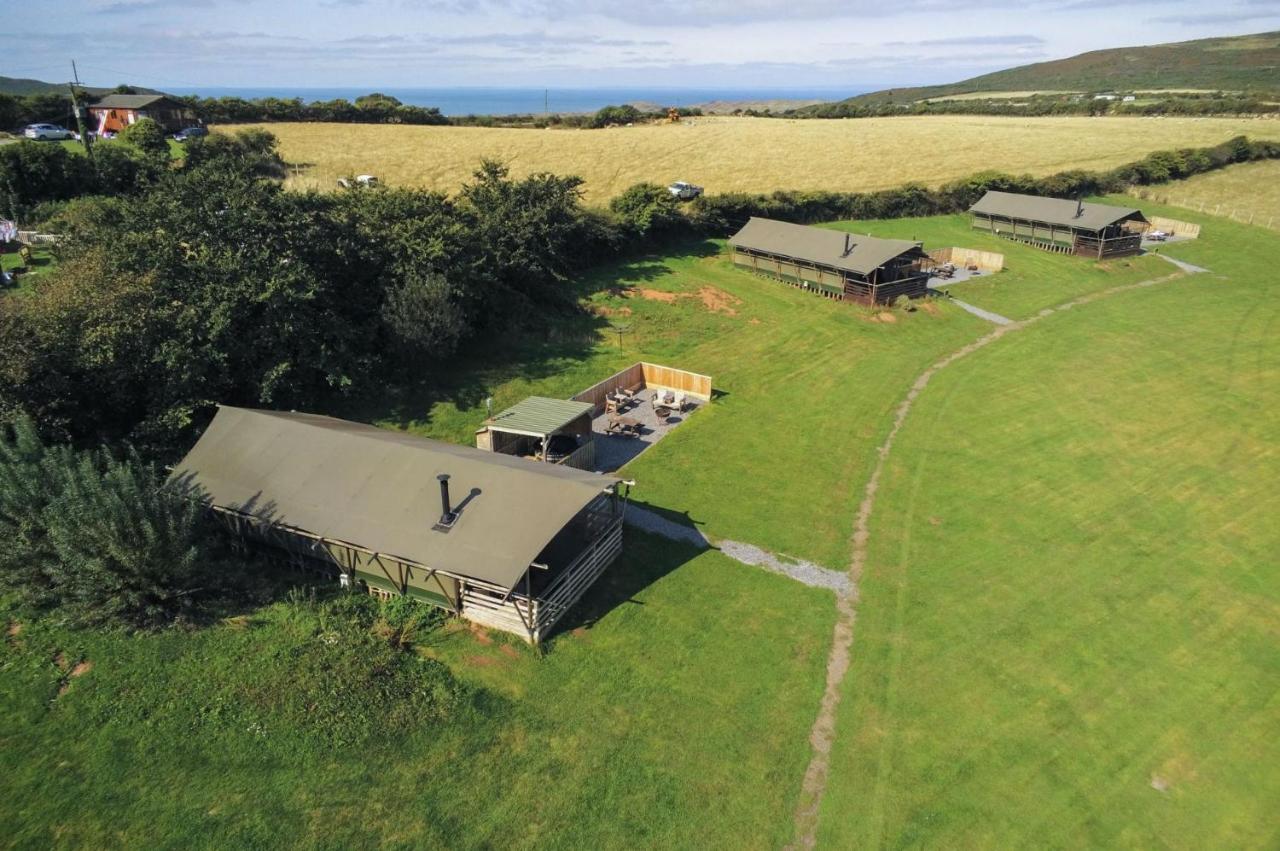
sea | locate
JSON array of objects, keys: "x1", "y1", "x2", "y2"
[{"x1": 164, "y1": 86, "x2": 857, "y2": 116}]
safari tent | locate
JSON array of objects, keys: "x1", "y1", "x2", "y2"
[
  {"x1": 171, "y1": 406, "x2": 626, "y2": 644},
  {"x1": 969, "y1": 191, "x2": 1149, "y2": 258},
  {"x1": 728, "y1": 217, "x2": 930, "y2": 304}
]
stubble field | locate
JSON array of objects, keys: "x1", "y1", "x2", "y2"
[{"x1": 219, "y1": 115, "x2": 1280, "y2": 202}]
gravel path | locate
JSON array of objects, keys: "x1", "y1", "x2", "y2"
[
  {"x1": 949, "y1": 298, "x2": 1013, "y2": 325},
  {"x1": 1154, "y1": 252, "x2": 1210, "y2": 275},
  {"x1": 785, "y1": 265, "x2": 1202, "y2": 849},
  {"x1": 717, "y1": 540, "x2": 851, "y2": 595},
  {"x1": 623, "y1": 506, "x2": 848, "y2": 593}
]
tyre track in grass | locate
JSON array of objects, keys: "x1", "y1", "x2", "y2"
[{"x1": 786, "y1": 268, "x2": 1193, "y2": 849}]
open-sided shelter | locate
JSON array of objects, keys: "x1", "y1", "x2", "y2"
[
  {"x1": 475, "y1": 396, "x2": 596, "y2": 470},
  {"x1": 172, "y1": 406, "x2": 625, "y2": 643},
  {"x1": 728, "y1": 217, "x2": 930, "y2": 304},
  {"x1": 969, "y1": 191, "x2": 1149, "y2": 259}
]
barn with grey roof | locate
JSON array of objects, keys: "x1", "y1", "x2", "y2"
[
  {"x1": 728, "y1": 217, "x2": 930, "y2": 304},
  {"x1": 969, "y1": 191, "x2": 1149, "y2": 259}
]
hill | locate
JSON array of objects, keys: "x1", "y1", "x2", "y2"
[
  {"x1": 0, "y1": 76, "x2": 163, "y2": 97},
  {"x1": 819, "y1": 31, "x2": 1280, "y2": 108}
]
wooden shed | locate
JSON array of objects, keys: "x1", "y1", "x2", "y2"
[
  {"x1": 969, "y1": 191, "x2": 1149, "y2": 259},
  {"x1": 171, "y1": 406, "x2": 626, "y2": 644},
  {"x1": 728, "y1": 217, "x2": 930, "y2": 304},
  {"x1": 475, "y1": 396, "x2": 596, "y2": 470},
  {"x1": 89, "y1": 94, "x2": 197, "y2": 134}
]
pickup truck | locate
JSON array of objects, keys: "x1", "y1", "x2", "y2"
[{"x1": 667, "y1": 181, "x2": 703, "y2": 201}]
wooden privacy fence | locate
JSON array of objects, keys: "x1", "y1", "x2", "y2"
[
  {"x1": 572, "y1": 362, "x2": 712, "y2": 413},
  {"x1": 928, "y1": 246, "x2": 1005, "y2": 271},
  {"x1": 1147, "y1": 216, "x2": 1201, "y2": 238}
]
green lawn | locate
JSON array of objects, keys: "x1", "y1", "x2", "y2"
[
  {"x1": 1, "y1": 534, "x2": 834, "y2": 849},
  {"x1": 822, "y1": 211, "x2": 1169, "y2": 320},
  {"x1": 1, "y1": 246, "x2": 55, "y2": 295},
  {"x1": 4, "y1": 203, "x2": 1275, "y2": 848},
  {"x1": 352, "y1": 240, "x2": 990, "y2": 568},
  {"x1": 814, "y1": 203, "x2": 1280, "y2": 847},
  {"x1": 56, "y1": 138, "x2": 186, "y2": 159}
]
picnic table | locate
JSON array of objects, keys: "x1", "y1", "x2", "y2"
[{"x1": 606, "y1": 414, "x2": 641, "y2": 438}]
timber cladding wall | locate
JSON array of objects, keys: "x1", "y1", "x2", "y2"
[
  {"x1": 572, "y1": 362, "x2": 713, "y2": 412},
  {"x1": 1148, "y1": 215, "x2": 1202, "y2": 238},
  {"x1": 928, "y1": 246, "x2": 1005, "y2": 271}
]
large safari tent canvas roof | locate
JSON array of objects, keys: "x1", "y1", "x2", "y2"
[
  {"x1": 728, "y1": 217, "x2": 924, "y2": 276},
  {"x1": 969, "y1": 191, "x2": 1147, "y2": 232},
  {"x1": 171, "y1": 406, "x2": 620, "y2": 591}
]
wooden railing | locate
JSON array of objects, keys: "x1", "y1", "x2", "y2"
[{"x1": 458, "y1": 513, "x2": 624, "y2": 644}]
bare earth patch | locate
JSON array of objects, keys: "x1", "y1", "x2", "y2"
[
  {"x1": 70, "y1": 661, "x2": 93, "y2": 678},
  {"x1": 6, "y1": 621, "x2": 20, "y2": 637},
  {"x1": 697, "y1": 286, "x2": 742, "y2": 316},
  {"x1": 628, "y1": 288, "x2": 679, "y2": 304}
]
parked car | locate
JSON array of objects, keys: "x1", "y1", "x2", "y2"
[
  {"x1": 667, "y1": 181, "x2": 703, "y2": 201},
  {"x1": 23, "y1": 124, "x2": 74, "y2": 141},
  {"x1": 173, "y1": 127, "x2": 208, "y2": 141}
]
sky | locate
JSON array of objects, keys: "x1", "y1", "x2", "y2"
[{"x1": 5, "y1": 0, "x2": 1280, "y2": 90}]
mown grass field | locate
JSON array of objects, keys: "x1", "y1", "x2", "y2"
[
  {"x1": 220, "y1": 115, "x2": 1280, "y2": 202},
  {"x1": 3, "y1": 199, "x2": 1277, "y2": 847},
  {"x1": 1, "y1": 535, "x2": 835, "y2": 849},
  {"x1": 815, "y1": 202, "x2": 1280, "y2": 847},
  {"x1": 1137, "y1": 158, "x2": 1280, "y2": 231}
]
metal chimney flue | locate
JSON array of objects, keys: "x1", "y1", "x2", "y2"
[
  {"x1": 1075, "y1": 198, "x2": 1084, "y2": 219},
  {"x1": 437, "y1": 473, "x2": 457, "y2": 527},
  {"x1": 842, "y1": 233, "x2": 853, "y2": 257}
]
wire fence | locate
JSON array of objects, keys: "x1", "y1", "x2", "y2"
[{"x1": 1130, "y1": 187, "x2": 1279, "y2": 232}]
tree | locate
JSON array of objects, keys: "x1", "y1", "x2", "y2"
[
  {"x1": 381, "y1": 271, "x2": 467, "y2": 358},
  {"x1": 610, "y1": 183, "x2": 684, "y2": 239},
  {"x1": 460, "y1": 160, "x2": 589, "y2": 308},
  {"x1": 590, "y1": 104, "x2": 642, "y2": 128},
  {"x1": 118, "y1": 117, "x2": 169, "y2": 160}
]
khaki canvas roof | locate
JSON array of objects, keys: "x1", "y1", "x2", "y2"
[
  {"x1": 728, "y1": 217, "x2": 924, "y2": 276},
  {"x1": 969, "y1": 191, "x2": 1147, "y2": 231},
  {"x1": 171, "y1": 406, "x2": 619, "y2": 590},
  {"x1": 89, "y1": 94, "x2": 174, "y2": 110},
  {"x1": 482, "y1": 396, "x2": 594, "y2": 438}
]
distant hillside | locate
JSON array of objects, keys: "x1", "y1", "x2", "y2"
[
  {"x1": 0, "y1": 76, "x2": 163, "y2": 98},
  {"x1": 825, "y1": 31, "x2": 1280, "y2": 108}
]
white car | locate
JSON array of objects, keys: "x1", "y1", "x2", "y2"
[
  {"x1": 667, "y1": 181, "x2": 704, "y2": 201},
  {"x1": 23, "y1": 123, "x2": 74, "y2": 141}
]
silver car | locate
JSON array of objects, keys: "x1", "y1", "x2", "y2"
[
  {"x1": 23, "y1": 123, "x2": 74, "y2": 141},
  {"x1": 667, "y1": 181, "x2": 704, "y2": 201}
]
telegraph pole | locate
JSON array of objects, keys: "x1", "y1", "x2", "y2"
[{"x1": 68, "y1": 60, "x2": 95, "y2": 167}]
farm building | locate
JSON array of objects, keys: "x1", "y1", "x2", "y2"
[
  {"x1": 172, "y1": 406, "x2": 626, "y2": 644},
  {"x1": 728, "y1": 217, "x2": 930, "y2": 304},
  {"x1": 969, "y1": 191, "x2": 1149, "y2": 258},
  {"x1": 89, "y1": 94, "x2": 198, "y2": 135}
]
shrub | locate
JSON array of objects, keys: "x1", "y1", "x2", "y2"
[
  {"x1": 610, "y1": 182, "x2": 685, "y2": 238},
  {"x1": 117, "y1": 117, "x2": 169, "y2": 159},
  {"x1": 0, "y1": 418, "x2": 221, "y2": 628}
]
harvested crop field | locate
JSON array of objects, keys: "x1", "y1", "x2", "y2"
[
  {"x1": 220, "y1": 115, "x2": 1280, "y2": 202},
  {"x1": 1136, "y1": 158, "x2": 1280, "y2": 231}
]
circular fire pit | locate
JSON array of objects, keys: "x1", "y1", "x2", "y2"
[{"x1": 654, "y1": 406, "x2": 672, "y2": 420}]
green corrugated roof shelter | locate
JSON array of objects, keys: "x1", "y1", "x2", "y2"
[{"x1": 483, "y1": 397, "x2": 594, "y2": 439}]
